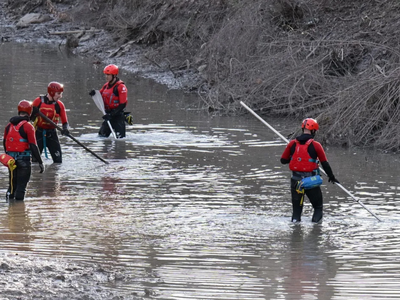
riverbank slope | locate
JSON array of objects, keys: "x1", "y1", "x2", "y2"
[{"x1": 1, "y1": 0, "x2": 399, "y2": 151}]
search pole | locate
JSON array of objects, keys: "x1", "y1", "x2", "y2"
[{"x1": 37, "y1": 111, "x2": 109, "y2": 164}]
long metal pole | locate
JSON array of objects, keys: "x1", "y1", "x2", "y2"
[
  {"x1": 37, "y1": 111, "x2": 109, "y2": 164},
  {"x1": 240, "y1": 101, "x2": 382, "y2": 222}
]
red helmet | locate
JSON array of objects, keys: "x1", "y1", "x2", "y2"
[
  {"x1": 301, "y1": 118, "x2": 319, "y2": 131},
  {"x1": 18, "y1": 100, "x2": 33, "y2": 116},
  {"x1": 47, "y1": 81, "x2": 64, "y2": 98},
  {"x1": 103, "y1": 64, "x2": 119, "y2": 75}
]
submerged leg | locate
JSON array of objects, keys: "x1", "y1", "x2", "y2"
[
  {"x1": 291, "y1": 179, "x2": 304, "y2": 222},
  {"x1": 306, "y1": 187, "x2": 323, "y2": 223},
  {"x1": 99, "y1": 120, "x2": 111, "y2": 137}
]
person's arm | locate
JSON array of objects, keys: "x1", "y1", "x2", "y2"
[
  {"x1": 29, "y1": 143, "x2": 44, "y2": 173},
  {"x1": 110, "y1": 103, "x2": 126, "y2": 117},
  {"x1": 24, "y1": 123, "x2": 44, "y2": 172},
  {"x1": 57, "y1": 101, "x2": 68, "y2": 124},
  {"x1": 57, "y1": 101, "x2": 69, "y2": 135},
  {"x1": 30, "y1": 97, "x2": 41, "y2": 121},
  {"x1": 117, "y1": 84, "x2": 128, "y2": 104},
  {"x1": 314, "y1": 142, "x2": 339, "y2": 183},
  {"x1": 3, "y1": 125, "x2": 8, "y2": 151},
  {"x1": 29, "y1": 143, "x2": 43, "y2": 165},
  {"x1": 280, "y1": 140, "x2": 295, "y2": 164}
]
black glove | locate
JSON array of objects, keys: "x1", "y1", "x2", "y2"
[
  {"x1": 328, "y1": 176, "x2": 340, "y2": 184},
  {"x1": 89, "y1": 89, "x2": 96, "y2": 96},
  {"x1": 32, "y1": 106, "x2": 39, "y2": 116},
  {"x1": 61, "y1": 123, "x2": 69, "y2": 136},
  {"x1": 102, "y1": 113, "x2": 112, "y2": 121},
  {"x1": 39, "y1": 163, "x2": 45, "y2": 173}
]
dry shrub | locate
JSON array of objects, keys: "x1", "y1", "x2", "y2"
[
  {"x1": 194, "y1": 0, "x2": 400, "y2": 151},
  {"x1": 100, "y1": 0, "x2": 228, "y2": 71},
  {"x1": 6, "y1": 0, "x2": 44, "y2": 15},
  {"x1": 321, "y1": 69, "x2": 400, "y2": 151}
]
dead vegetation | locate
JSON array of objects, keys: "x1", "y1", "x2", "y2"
[{"x1": 4, "y1": 0, "x2": 400, "y2": 151}]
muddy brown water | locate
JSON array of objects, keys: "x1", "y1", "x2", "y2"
[{"x1": 0, "y1": 43, "x2": 399, "y2": 299}]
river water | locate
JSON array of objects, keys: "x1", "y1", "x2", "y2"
[{"x1": 0, "y1": 43, "x2": 399, "y2": 299}]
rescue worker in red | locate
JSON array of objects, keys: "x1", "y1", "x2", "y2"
[
  {"x1": 280, "y1": 118, "x2": 339, "y2": 223},
  {"x1": 31, "y1": 81, "x2": 69, "y2": 163},
  {"x1": 3, "y1": 100, "x2": 44, "y2": 201},
  {"x1": 89, "y1": 64, "x2": 128, "y2": 138}
]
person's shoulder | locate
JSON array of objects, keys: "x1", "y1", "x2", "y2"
[
  {"x1": 22, "y1": 120, "x2": 35, "y2": 130},
  {"x1": 119, "y1": 84, "x2": 127, "y2": 93},
  {"x1": 117, "y1": 80, "x2": 127, "y2": 87},
  {"x1": 311, "y1": 140, "x2": 324, "y2": 149},
  {"x1": 57, "y1": 100, "x2": 66, "y2": 107},
  {"x1": 32, "y1": 96, "x2": 41, "y2": 104}
]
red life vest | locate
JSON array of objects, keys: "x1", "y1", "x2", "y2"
[
  {"x1": 101, "y1": 80, "x2": 125, "y2": 110},
  {"x1": 289, "y1": 139, "x2": 318, "y2": 172},
  {"x1": 5, "y1": 121, "x2": 30, "y2": 153},
  {"x1": 34, "y1": 96, "x2": 61, "y2": 129}
]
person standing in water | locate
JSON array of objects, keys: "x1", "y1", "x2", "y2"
[
  {"x1": 280, "y1": 118, "x2": 339, "y2": 223},
  {"x1": 3, "y1": 100, "x2": 44, "y2": 201},
  {"x1": 89, "y1": 64, "x2": 128, "y2": 138},
  {"x1": 31, "y1": 81, "x2": 69, "y2": 163}
]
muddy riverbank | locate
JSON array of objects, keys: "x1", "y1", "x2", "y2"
[{"x1": 0, "y1": 252, "x2": 146, "y2": 299}]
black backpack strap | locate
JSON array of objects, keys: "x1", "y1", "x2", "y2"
[
  {"x1": 55, "y1": 102, "x2": 60, "y2": 114},
  {"x1": 18, "y1": 124, "x2": 28, "y2": 140},
  {"x1": 113, "y1": 83, "x2": 120, "y2": 97}
]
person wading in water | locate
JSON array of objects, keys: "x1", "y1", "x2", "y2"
[
  {"x1": 2, "y1": 100, "x2": 44, "y2": 201},
  {"x1": 280, "y1": 118, "x2": 339, "y2": 223},
  {"x1": 89, "y1": 64, "x2": 129, "y2": 139},
  {"x1": 31, "y1": 81, "x2": 69, "y2": 163}
]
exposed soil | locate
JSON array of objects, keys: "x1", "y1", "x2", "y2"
[{"x1": 0, "y1": 252, "x2": 147, "y2": 299}]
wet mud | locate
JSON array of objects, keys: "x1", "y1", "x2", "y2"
[{"x1": 0, "y1": 252, "x2": 147, "y2": 299}]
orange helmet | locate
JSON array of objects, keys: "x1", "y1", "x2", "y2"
[
  {"x1": 103, "y1": 64, "x2": 119, "y2": 75},
  {"x1": 301, "y1": 118, "x2": 319, "y2": 131},
  {"x1": 18, "y1": 100, "x2": 33, "y2": 116},
  {"x1": 47, "y1": 81, "x2": 64, "y2": 98}
]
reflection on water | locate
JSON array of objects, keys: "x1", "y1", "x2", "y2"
[{"x1": 0, "y1": 43, "x2": 399, "y2": 299}]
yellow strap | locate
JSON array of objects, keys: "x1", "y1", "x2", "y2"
[
  {"x1": 33, "y1": 117, "x2": 38, "y2": 129},
  {"x1": 8, "y1": 159, "x2": 16, "y2": 195},
  {"x1": 300, "y1": 193, "x2": 305, "y2": 206},
  {"x1": 295, "y1": 181, "x2": 305, "y2": 194},
  {"x1": 295, "y1": 180, "x2": 305, "y2": 206},
  {"x1": 8, "y1": 159, "x2": 16, "y2": 171}
]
